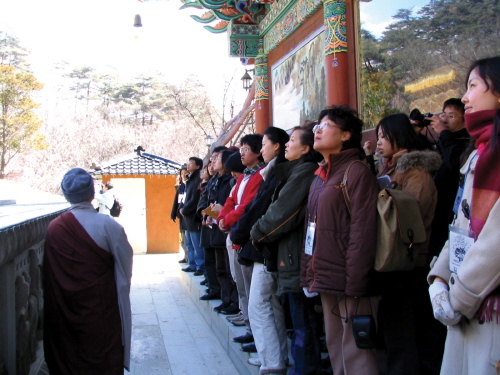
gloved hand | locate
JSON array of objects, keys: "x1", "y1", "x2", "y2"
[
  {"x1": 303, "y1": 287, "x2": 318, "y2": 298},
  {"x1": 429, "y1": 281, "x2": 462, "y2": 326}
]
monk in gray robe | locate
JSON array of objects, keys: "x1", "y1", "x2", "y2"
[{"x1": 43, "y1": 168, "x2": 133, "y2": 374}]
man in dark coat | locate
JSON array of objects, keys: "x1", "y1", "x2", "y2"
[
  {"x1": 180, "y1": 156, "x2": 204, "y2": 274},
  {"x1": 428, "y1": 98, "x2": 470, "y2": 260}
]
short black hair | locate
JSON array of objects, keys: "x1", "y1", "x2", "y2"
[
  {"x1": 317, "y1": 105, "x2": 364, "y2": 153},
  {"x1": 240, "y1": 134, "x2": 263, "y2": 154},
  {"x1": 189, "y1": 156, "x2": 203, "y2": 169},
  {"x1": 219, "y1": 149, "x2": 236, "y2": 173},
  {"x1": 212, "y1": 146, "x2": 228, "y2": 153},
  {"x1": 443, "y1": 98, "x2": 465, "y2": 114}
]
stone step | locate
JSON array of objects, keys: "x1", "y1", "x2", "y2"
[{"x1": 179, "y1": 270, "x2": 260, "y2": 375}]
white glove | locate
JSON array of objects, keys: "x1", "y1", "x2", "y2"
[
  {"x1": 303, "y1": 287, "x2": 318, "y2": 298},
  {"x1": 429, "y1": 281, "x2": 462, "y2": 326}
]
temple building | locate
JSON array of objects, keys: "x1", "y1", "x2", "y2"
[{"x1": 182, "y1": 0, "x2": 369, "y2": 133}]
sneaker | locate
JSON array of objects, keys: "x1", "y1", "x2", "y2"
[
  {"x1": 199, "y1": 291, "x2": 220, "y2": 300},
  {"x1": 226, "y1": 312, "x2": 243, "y2": 321},
  {"x1": 248, "y1": 357, "x2": 261, "y2": 367},
  {"x1": 214, "y1": 302, "x2": 230, "y2": 312},
  {"x1": 220, "y1": 304, "x2": 240, "y2": 315},
  {"x1": 231, "y1": 318, "x2": 246, "y2": 327},
  {"x1": 240, "y1": 343, "x2": 257, "y2": 353},
  {"x1": 232, "y1": 332, "x2": 253, "y2": 343}
]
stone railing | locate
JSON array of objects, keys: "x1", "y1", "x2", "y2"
[{"x1": 0, "y1": 202, "x2": 68, "y2": 375}]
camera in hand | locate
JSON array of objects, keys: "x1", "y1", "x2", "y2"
[{"x1": 409, "y1": 108, "x2": 433, "y2": 127}]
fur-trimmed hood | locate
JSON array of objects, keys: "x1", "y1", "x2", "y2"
[{"x1": 396, "y1": 150, "x2": 442, "y2": 174}]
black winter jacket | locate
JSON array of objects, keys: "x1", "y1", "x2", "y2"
[
  {"x1": 182, "y1": 169, "x2": 202, "y2": 232},
  {"x1": 208, "y1": 173, "x2": 234, "y2": 248},
  {"x1": 230, "y1": 160, "x2": 284, "y2": 265}
]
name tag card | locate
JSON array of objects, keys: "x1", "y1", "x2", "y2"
[
  {"x1": 305, "y1": 222, "x2": 316, "y2": 256},
  {"x1": 449, "y1": 225, "x2": 475, "y2": 273}
]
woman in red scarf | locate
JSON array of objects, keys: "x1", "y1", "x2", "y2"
[{"x1": 428, "y1": 56, "x2": 500, "y2": 375}]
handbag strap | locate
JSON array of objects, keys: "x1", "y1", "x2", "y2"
[
  {"x1": 340, "y1": 160, "x2": 366, "y2": 215},
  {"x1": 255, "y1": 208, "x2": 301, "y2": 243}
]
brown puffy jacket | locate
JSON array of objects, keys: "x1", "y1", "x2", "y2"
[
  {"x1": 379, "y1": 150, "x2": 441, "y2": 265},
  {"x1": 300, "y1": 149, "x2": 379, "y2": 297}
]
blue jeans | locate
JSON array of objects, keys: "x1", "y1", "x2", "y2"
[
  {"x1": 185, "y1": 230, "x2": 205, "y2": 271},
  {"x1": 288, "y1": 292, "x2": 322, "y2": 375}
]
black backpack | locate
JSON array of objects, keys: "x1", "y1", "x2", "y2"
[{"x1": 110, "y1": 197, "x2": 123, "y2": 217}]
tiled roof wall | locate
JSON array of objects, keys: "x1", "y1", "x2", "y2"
[{"x1": 93, "y1": 153, "x2": 181, "y2": 176}]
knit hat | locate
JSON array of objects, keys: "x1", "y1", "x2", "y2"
[
  {"x1": 225, "y1": 151, "x2": 245, "y2": 173},
  {"x1": 61, "y1": 168, "x2": 95, "y2": 203}
]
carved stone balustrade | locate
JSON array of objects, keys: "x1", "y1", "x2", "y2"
[{"x1": 0, "y1": 200, "x2": 69, "y2": 375}]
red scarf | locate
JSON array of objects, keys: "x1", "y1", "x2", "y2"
[{"x1": 465, "y1": 110, "x2": 500, "y2": 237}]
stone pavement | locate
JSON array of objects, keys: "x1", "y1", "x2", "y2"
[{"x1": 128, "y1": 253, "x2": 260, "y2": 375}]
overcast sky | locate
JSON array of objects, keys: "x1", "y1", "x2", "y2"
[{"x1": 0, "y1": 0, "x2": 246, "y2": 104}]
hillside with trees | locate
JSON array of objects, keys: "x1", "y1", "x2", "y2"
[
  {"x1": 360, "y1": 0, "x2": 499, "y2": 127},
  {"x1": 0, "y1": 31, "x2": 254, "y2": 194}
]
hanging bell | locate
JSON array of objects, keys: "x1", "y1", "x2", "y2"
[{"x1": 134, "y1": 14, "x2": 143, "y2": 27}]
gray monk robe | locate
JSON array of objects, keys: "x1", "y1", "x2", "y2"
[{"x1": 43, "y1": 202, "x2": 133, "y2": 374}]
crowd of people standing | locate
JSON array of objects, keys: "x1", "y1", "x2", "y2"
[
  {"x1": 41, "y1": 56, "x2": 499, "y2": 375},
  {"x1": 172, "y1": 56, "x2": 500, "y2": 375}
]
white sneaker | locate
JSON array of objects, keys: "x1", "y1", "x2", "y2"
[
  {"x1": 247, "y1": 357, "x2": 261, "y2": 366},
  {"x1": 226, "y1": 311, "x2": 243, "y2": 321}
]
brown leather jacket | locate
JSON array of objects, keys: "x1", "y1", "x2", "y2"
[{"x1": 300, "y1": 149, "x2": 379, "y2": 297}]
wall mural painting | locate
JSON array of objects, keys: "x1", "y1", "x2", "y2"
[{"x1": 272, "y1": 27, "x2": 326, "y2": 131}]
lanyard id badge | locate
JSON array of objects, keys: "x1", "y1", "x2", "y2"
[
  {"x1": 448, "y1": 225, "x2": 476, "y2": 273},
  {"x1": 304, "y1": 222, "x2": 316, "y2": 255}
]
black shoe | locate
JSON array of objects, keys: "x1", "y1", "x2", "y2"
[
  {"x1": 205, "y1": 288, "x2": 210, "y2": 293},
  {"x1": 214, "y1": 302, "x2": 230, "y2": 312},
  {"x1": 200, "y1": 291, "x2": 221, "y2": 300},
  {"x1": 193, "y1": 270, "x2": 205, "y2": 276},
  {"x1": 182, "y1": 267, "x2": 195, "y2": 272},
  {"x1": 221, "y1": 304, "x2": 240, "y2": 315},
  {"x1": 178, "y1": 259, "x2": 187, "y2": 264},
  {"x1": 240, "y1": 343, "x2": 257, "y2": 353},
  {"x1": 232, "y1": 332, "x2": 254, "y2": 343},
  {"x1": 200, "y1": 279, "x2": 208, "y2": 285}
]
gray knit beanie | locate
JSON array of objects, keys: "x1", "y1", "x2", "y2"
[{"x1": 61, "y1": 168, "x2": 95, "y2": 203}]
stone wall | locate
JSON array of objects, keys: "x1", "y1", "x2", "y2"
[{"x1": 0, "y1": 206, "x2": 67, "y2": 375}]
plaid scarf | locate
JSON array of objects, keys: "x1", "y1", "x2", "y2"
[
  {"x1": 243, "y1": 162, "x2": 265, "y2": 176},
  {"x1": 466, "y1": 109, "x2": 500, "y2": 237}
]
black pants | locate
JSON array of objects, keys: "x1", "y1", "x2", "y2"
[
  {"x1": 215, "y1": 247, "x2": 238, "y2": 305},
  {"x1": 377, "y1": 268, "x2": 445, "y2": 375},
  {"x1": 204, "y1": 247, "x2": 220, "y2": 293}
]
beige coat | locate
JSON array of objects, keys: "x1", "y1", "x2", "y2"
[
  {"x1": 428, "y1": 150, "x2": 500, "y2": 375},
  {"x1": 429, "y1": 150, "x2": 500, "y2": 319}
]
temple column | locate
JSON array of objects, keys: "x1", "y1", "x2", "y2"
[
  {"x1": 324, "y1": 0, "x2": 349, "y2": 106},
  {"x1": 254, "y1": 39, "x2": 270, "y2": 134}
]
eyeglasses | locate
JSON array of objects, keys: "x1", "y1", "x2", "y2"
[
  {"x1": 240, "y1": 147, "x2": 251, "y2": 153},
  {"x1": 210, "y1": 156, "x2": 220, "y2": 161},
  {"x1": 439, "y1": 114, "x2": 463, "y2": 120},
  {"x1": 312, "y1": 122, "x2": 342, "y2": 133}
]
